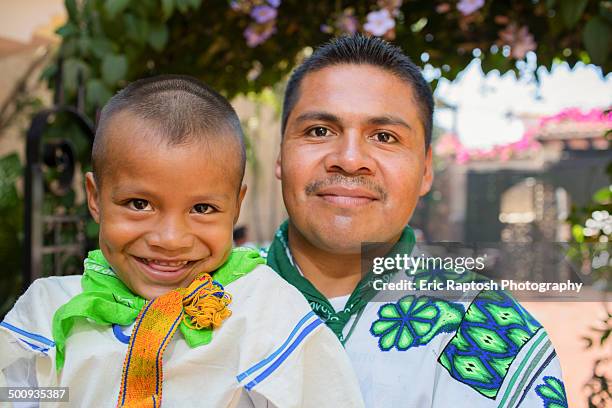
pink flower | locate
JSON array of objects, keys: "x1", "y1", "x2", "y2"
[
  {"x1": 498, "y1": 24, "x2": 537, "y2": 59},
  {"x1": 499, "y1": 146, "x2": 512, "y2": 161},
  {"x1": 434, "y1": 133, "x2": 462, "y2": 157},
  {"x1": 512, "y1": 27, "x2": 536, "y2": 59},
  {"x1": 250, "y1": 5, "x2": 277, "y2": 24},
  {"x1": 320, "y1": 24, "x2": 333, "y2": 34},
  {"x1": 457, "y1": 0, "x2": 485, "y2": 16},
  {"x1": 244, "y1": 24, "x2": 276, "y2": 47},
  {"x1": 456, "y1": 148, "x2": 470, "y2": 164},
  {"x1": 513, "y1": 140, "x2": 528, "y2": 151},
  {"x1": 364, "y1": 9, "x2": 395, "y2": 36},
  {"x1": 377, "y1": 0, "x2": 403, "y2": 9},
  {"x1": 338, "y1": 14, "x2": 359, "y2": 34},
  {"x1": 436, "y1": 3, "x2": 451, "y2": 13},
  {"x1": 540, "y1": 108, "x2": 612, "y2": 125}
]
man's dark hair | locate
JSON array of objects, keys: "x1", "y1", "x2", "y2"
[
  {"x1": 92, "y1": 74, "x2": 246, "y2": 183},
  {"x1": 282, "y1": 35, "x2": 434, "y2": 149}
]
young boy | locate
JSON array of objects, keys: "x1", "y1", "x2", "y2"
[{"x1": 0, "y1": 76, "x2": 364, "y2": 407}]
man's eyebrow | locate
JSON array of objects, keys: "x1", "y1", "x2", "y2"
[
  {"x1": 294, "y1": 111, "x2": 342, "y2": 125},
  {"x1": 366, "y1": 115, "x2": 413, "y2": 131}
]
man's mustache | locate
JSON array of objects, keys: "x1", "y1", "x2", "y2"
[{"x1": 305, "y1": 175, "x2": 388, "y2": 201}]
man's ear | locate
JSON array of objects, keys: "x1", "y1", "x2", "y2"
[
  {"x1": 233, "y1": 184, "x2": 248, "y2": 224},
  {"x1": 274, "y1": 152, "x2": 282, "y2": 180},
  {"x1": 419, "y1": 147, "x2": 434, "y2": 197},
  {"x1": 85, "y1": 172, "x2": 101, "y2": 223}
]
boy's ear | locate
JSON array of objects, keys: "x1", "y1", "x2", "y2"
[
  {"x1": 274, "y1": 152, "x2": 281, "y2": 180},
  {"x1": 233, "y1": 184, "x2": 247, "y2": 224},
  {"x1": 85, "y1": 172, "x2": 101, "y2": 223}
]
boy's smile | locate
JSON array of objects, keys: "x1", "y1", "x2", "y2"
[
  {"x1": 132, "y1": 257, "x2": 200, "y2": 283},
  {"x1": 86, "y1": 111, "x2": 245, "y2": 300}
]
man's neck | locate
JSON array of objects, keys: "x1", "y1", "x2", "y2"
[{"x1": 287, "y1": 224, "x2": 364, "y2": 299}]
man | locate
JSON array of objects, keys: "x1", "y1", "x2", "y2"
[{"x1": 267, "y1": 35, "x2": 567, "y2": 407}]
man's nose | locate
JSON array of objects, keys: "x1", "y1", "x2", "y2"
[
  {"x1": 323, "y1": 132, "x2": 375, "y2": 176},
  {"x1": 147, "y1": 215, "x2": 193, "y2": 251}
]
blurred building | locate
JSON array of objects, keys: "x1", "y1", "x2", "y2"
[{"x1": 421, "y1": 109, "x2": 611, "y2": 243}]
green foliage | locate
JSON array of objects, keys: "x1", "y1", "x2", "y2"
[
  {"x1": 568, "y1": 162, "x2": 612, "y2": 244},
  {"x1": 43, "y1": 0, "x2": 609, "y2": 120},
  {"x1": 560, "y1": 0, "x2": 589, "y2": 28},
  {"x1": 584, "y1": 16, "x2": 611, "y2": 65},
  {"x1": 101, "y1": 53, "x2": 128, "y2": 86},
  {"x1": 566, "y1": 160, "x2": 611, "y2": 288},
  {"x1": 568, "y1": 158, "x2": 611, "y2": 407},
  {"x1": 0, "y1": 154, "x2": 24, "y2": 318},
  {"x1": 0, "y1": 110, "x2": 97, "y2": 320}
]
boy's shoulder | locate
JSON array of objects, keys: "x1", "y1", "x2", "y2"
[
  {"x1": 221, "y1": 259, "x2": 329, "y2": 345},
  {"x1": 226, "y1": 262, "x2": 313, "y2": 315},
  {"x1": 223, "y1": 247, "x2": 311, "y2": 310},
  {"x1": 6, "y1": 275, "x2": 82, "y2": 317},
  {"x1": 1, "y1": 275, "x2": 82, "y2": 353}
]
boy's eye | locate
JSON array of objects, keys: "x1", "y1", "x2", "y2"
[
  {"x1": 129, "y1": 199, "x2": 152, "y2": 211},
  {"x1": 192, "y1": 203, "x2": 214, "y2": 214},
  {"x1": 371, "y1": 132, "x2": 396, "y2": 143},
  {"x1": 308, "y1": 127, "x2": 331, "y2": 137}
]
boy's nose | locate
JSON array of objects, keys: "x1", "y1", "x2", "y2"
[{"x1": 146, "y1": 216, "x2": 193, "y2": 251}]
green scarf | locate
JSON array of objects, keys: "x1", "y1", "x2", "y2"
[
  {"x1": 267, "y1": 220, "x2": 415, "y2": 343},
  {"x1": 52, "y1": 248, "x2": 264, "y2": 370}
]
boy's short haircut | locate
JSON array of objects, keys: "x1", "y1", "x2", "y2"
[{"x1": 92, "y1": 75, "x2": 246, "y2": 184}]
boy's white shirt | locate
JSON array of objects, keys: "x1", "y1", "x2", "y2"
[{"x1": 0, "y1": 264, "x2": 364, "y2": 408}]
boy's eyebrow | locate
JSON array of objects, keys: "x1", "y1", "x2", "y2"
[
  {"x1": 111, "y1": 187, "x2": 155, "y2": 199},
  {"x1": 111, "y1": 187, "x2": 230, "y2": 202},
  {"x1": 189, "y1": 193, "x2": 231, "y2": 202}
]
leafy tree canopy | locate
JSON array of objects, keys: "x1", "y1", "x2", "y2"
[{"x1": 48, "y1": 0, "x2": 610, "y2": 114}]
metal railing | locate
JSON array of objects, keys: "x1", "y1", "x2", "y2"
[{"x1": 23, "y1": 59, "x2": 95, "y2": 288}]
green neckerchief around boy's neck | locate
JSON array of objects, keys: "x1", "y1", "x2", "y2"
[
  {"x1": 267, "y1": 220, "x2": 415, "y2": 344},
  {"x1": 52, "y1": 248, "x2": 264, "y2": 370}
]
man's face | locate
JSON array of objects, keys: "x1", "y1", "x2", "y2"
[
  {"x1": 86, "y1": 112, "x2": 245, "y2": 299},
  {"x1": 276, "y1": 64, "x2": 433, "y2": 254}
]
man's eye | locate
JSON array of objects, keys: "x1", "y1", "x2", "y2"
[
  {"x1": 129, "y1": 199, "x2": 151, "y2": 211},
  {"x1": 372, "y1": 132, "x2": 396, "y2": 143},
  {"x1": 308, "y1": 127, "x2": 331, "y2": 137},
  {"x1": 192, "y1": 203, "x2": 214, "y2": 214}
]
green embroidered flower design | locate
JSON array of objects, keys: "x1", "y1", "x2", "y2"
[
  {"x1": 370, "y1": 295, "x2": 464, "y2": 351},
  {"x1": 536, "y1": 376, "x2": 568, "y2": 408},
  {"x1": 438, "y1": 290, "x2": 543, "y2": 399}
]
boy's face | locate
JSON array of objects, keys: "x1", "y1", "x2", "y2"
[{"x1": 86, "y1": 112, "x2": 245, "y2": 300}]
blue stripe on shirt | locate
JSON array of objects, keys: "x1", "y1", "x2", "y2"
[
  {"x1": 18, "y1": 339, "x2": 50, "y2": 354},
  {"x1": 245, "y1": 318, "x2": 323, "y2": 390},
  {"x1": 236, "y1": 311, "x2": 317, "y2": 382},
  {"x1": 0, "y1": 321, "x2": 55, "y2": 347}
]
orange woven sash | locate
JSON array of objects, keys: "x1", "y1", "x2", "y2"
[{"x1": 116, "y1": 274, "x2": 231, "y2": 408}]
